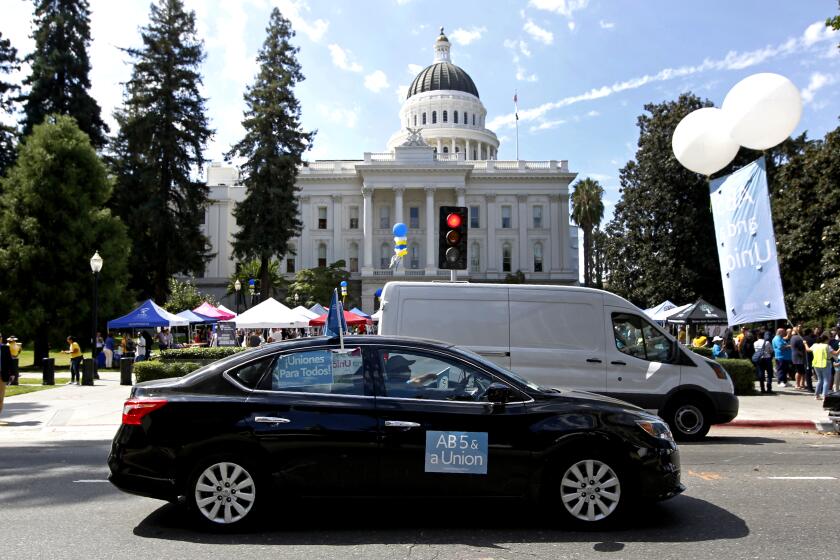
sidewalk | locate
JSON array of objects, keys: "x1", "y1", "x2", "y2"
[{"x1": 721, "y1": 381, "x2": 837, "y2": 432}]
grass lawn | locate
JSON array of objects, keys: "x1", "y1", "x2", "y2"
[
  {"x1": 5, "y1": 377, "x2": 71, "y2": 397},
  {"x1": 16, "y1": 348, "x2": 72, "y2": 370}
]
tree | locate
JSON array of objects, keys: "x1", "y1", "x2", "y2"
[
  {"x1": 0, "y1": 115, "x2": 130, "y2": 364},
  {"x1": 570, "y1": 177, "x2": 605, "y2": 287},
  {"x1": 0, "y1": 32, "x2": 20, "y2": 179},
  {"x1": 22, "y1": 0, "x2": 107, "y2": 149},
  {"x1": 110, "y1": 0, "x2": 213, "y2": 303},
  {"x1": 287, "y1": 260, "x2": 351, "y2": 309},
  {"x1": 227, "y1": 8, "x2": 315, "y2": 303},
  {"x1": 591, "y1": 227, "x2": 607, "y2": 289},
  {"x1": 605, "y1": 93, "x2": 724, "y2": 309},
  {"x1": 828, "y1": 2, "x2": 840, "y2": 37},
  {"x1": 163, "y1": 277, "x2": 218, "y2": 313},
  {"x1": 226, "y1": 259, "x2": 287, "y2": 303}
]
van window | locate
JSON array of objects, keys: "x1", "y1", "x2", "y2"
[
  {"x1": 510, "y1": 301, "x2": 603, "y2": 351},
  {"x1": 612, "y1": 313, "x2": 673, "y2": 363}
]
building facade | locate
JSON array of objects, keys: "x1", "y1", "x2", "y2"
[{"x1": 200, "y1": 29, "x2": 578, "y2": 312}]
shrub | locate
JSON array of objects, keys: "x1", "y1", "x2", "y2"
[
  {"x1": 717, "y1": 358, "x2": 756, "y2": 395},
  {"x1": 133, "y1": 360, "x2": 201, "y2": 383},
  {"x1": 160, "y1": 346, "x2": 247, "y2": 362},
  {"x1": 691, "y1": 346, "x2": 714, "y2": 359}
]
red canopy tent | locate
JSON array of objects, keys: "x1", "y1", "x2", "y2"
[
  {"x1": 309, "y1": 309, "x2": 371, "y2": 327},
  {"x1": 193, "y1": 301, "x2": 236, "y2": 321}
]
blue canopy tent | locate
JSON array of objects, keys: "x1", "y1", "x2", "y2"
[
  {"x1": 349, "y1": 307, "x2": 371, "y2": 319},
  {"x1": 107, "y1": 299, "x2": 188, "y2": 330},
  {"x1": 309, "y1": 303, "x2": 327, "y2": 316}
]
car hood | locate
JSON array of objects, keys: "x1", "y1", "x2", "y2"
[{"x1": 540, "y1": 388, "x2": 645, "y2": 412}]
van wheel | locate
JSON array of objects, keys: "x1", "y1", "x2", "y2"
[
  {"x1": 545, "y1": 453, "x2": 627, "y2": 528},
  {"x1": 665, "y1": 398, "x2": 711, "y2": 441},
  {"x1": 186, "y1": 455, "x2": 261, "y2": 530}
]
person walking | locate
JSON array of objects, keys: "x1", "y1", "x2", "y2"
[
  {"x1": 7, "y1": 336, "x2": 21, "y2": 386},
  {"x1": 790, "y1": 327, "x2": 812, "y2": 392},
  {"x1": 63, "y1": 336, "x2": 83, "y2": 384},
  {"x1": 103, "y1": 332, "x2": 115, "y2": 368},
  {"x1": 808, "y1": 334, "x2": 835, "y2": 400},
  {"x1": 754, "y1": 331, "x2": 774, "y2": 394},
  {"x1": 135, "y1": 332, "x2": 147, "y2": 363},
  {"x1": 772, "y1": 328, "x2": 790, "y2": 387}
]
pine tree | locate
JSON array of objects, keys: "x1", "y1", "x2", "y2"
[
  {"x1": 0, "y1": 115, "x2": 130, "y2": 364},
  {"x1": 0, "y1": 32, "x2": 20, "y2": 178},
  {"x1": 227, "y1": 8, "x2": 315, "y2": 302},
  {"x1": 110, "y1": 0, "x2": 213, "y2": 303},
  {"x1": 22, "y1": 0, "x2": 107, "y2": 149}
]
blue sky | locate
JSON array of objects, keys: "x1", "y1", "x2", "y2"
[{"x1": 3, "y1": 0, "x2": 839, "y2": 221}]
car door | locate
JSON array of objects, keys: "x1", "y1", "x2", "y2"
[
  {"x1": 604, "y1": 309, "x2": 682, "y2": 410},
  {"x1": 371, "y1": 344, "x2": 534, "y2": 498},
  {"x1": 243, "y1": 344, "x2": 379, "y2": 495}
]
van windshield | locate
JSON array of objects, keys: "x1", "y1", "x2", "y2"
[{"x1": 454, "y1": 345, "x2": 543, "y2": 392}]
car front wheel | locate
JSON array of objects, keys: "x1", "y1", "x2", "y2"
[
  {"x1": 550, "y1": 455, "x2": 626, "y2": 528},
  {"x1": 188, "y1": 457, "x2": 259, "y2": 529}
]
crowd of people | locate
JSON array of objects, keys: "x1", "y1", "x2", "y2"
[{"x1": 688, "y1": 324, "x2": 840, "y2": 399}]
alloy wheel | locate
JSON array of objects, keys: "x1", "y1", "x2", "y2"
[
  {"x1": 674, "y1": 404, "x2": 704, "y2": 436},
  {"x1": 560, "y1": 459, "x2": 621, "y2": 522},
  {"x1": 194, "y1": 461, "x2": 256, "y2": 524}
]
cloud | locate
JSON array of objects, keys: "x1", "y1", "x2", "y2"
[
  {"x1": 395, "y1": 84, "x2": 409, "y2": 102},
  {"x1": 489, "y1": 20, "x2": 839, "y2": 130},
  {"x1": 523, "y1": 19, "x2": 554, "y2": 45},
  {"x1": 586, "y1": 110, "x2": 600, "y2": 117},
  {"x1": 274, "y1": 0, "x2": 329, "y2": 42},
  {"x1": 504, "y1": 39, "x2": 532, "y2": 58},
  {"x1": 516, "y1": 68, "x2": 539, "y2": 82},
  {"x1": 528, "y1": 0, "x2": 590, "y2": 17},
  {"x1": 599, "y1": 20, "x2": 615, "y2": 29},
  {"x1": 801, "y1": 72, "x2": 834, "y2": 104},
  {"x1": 802, "y1": 21, "x2": 837, "y2": 47},
  {"x1": 364, "y1": 70, "x2": 389, "y2": 92},
  {"x1": 568, "y1": 21, "x2": 576, "y2": 31},
  {"x1": 328, "y1": 43, "x2": 363, "y2": 72},
  {"x1": 407, "y1": 63, "x2": 424, "y2": 75},
  {"x1": 530, "y1": 119, "x2": 566, "y2": 132},
  {"x1": 318, "y1": 104, "x2": 359, "y2": 128},
  {"x1": 449, "y1": 26, "x2": 487, "y2": 46}
]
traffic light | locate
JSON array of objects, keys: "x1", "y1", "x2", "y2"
[{"x1": 438, "y1": 206, "x2": 468, "y2": 270}]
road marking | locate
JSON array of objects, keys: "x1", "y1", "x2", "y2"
[
  {"x1": 687, "y1": 470, "x2": 723, "y2": 481},
  {"x1": 73, "y1": 479, "x2": 110, "y2": 483},
  {"x1": 762, "y1": 476, "x2": 837, "y2": 480}
]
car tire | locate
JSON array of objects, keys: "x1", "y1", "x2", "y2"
[
  {"x1": 186, "y1": 454, "x2": 262, "y2": 530},
  {"x1": 664, "y1": 398, "x2": 711, "y2": 441},
  {"x1": 545, "y1": 452, "x2": 628, "y2": 529}
]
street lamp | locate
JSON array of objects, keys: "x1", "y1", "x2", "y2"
[
  {"x1": 89, "y1": 250, "x2": 103, "y2": 384},
  {"x1": 248, "y1": 278, "x2": 256, "y2": 308},
  {"x1": 234, "y1": 278, "x2": 241, "y2": 314}
]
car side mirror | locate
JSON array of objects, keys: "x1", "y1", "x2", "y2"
[{"x1": 486, "y1": 382, "x2": 515, "y2": 405}]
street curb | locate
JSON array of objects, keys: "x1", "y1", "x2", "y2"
[{"x1": 719, "y1": 419, "x2": 837, "y2": 432}]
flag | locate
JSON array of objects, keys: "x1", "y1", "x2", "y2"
[
  {"x1": 514, "y1": 91, "x2": 519, "y2": 121},
  {"x1": 324, "y1": 289, "x2": 346, "y2": 337}
]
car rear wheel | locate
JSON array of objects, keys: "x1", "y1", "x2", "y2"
[
  {"x1": 548, "y1": 454, "x2": 627, "y2": 528},
  {"x1": 188, "y1": 457, "x2": 260, "y2": 529},
  {"x1": 665, "y1": 398, "x2": 711, "y2": 441}
]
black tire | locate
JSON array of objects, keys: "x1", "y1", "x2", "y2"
[
  {"x1": 544, "y1": 451, "x2": 628, "y2": 529},
  {"x1": 664, "y1": 398, "x2": 711, "y2": 441},
  {"x1": 186, "y1": 454, "x2": 263, "y2": 531}
]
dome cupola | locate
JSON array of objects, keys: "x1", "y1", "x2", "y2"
[{"x1": 406, "y1": 27, "x2": 479, "y2": 100}]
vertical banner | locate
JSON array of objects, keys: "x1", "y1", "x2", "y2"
[{"x1": 709, "y1": 157, "x2": 787, "y2": 326}]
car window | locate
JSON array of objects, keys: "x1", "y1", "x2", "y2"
[
  {"x1": 378, "y1": 349, "x2": 503, "y2": 402},
  {"x1": 267, "y1": 347, "x2": 366, "y2": 395},
  {"x1": 230, "y1": 356, "x2": 274, "y2": 389},
  {"x1": 612, "y1": 313, "x2": 674, "y2": 363}
]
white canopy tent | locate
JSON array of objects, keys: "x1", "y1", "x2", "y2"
[
  {"x1": 217, "y1": 304, "x2": 237, "y2": 317},
  {"x1": 234, "y1": 298, "x2": 311, "y2": 329},
  {"x1": 292, "y1": 305, "x2": 320, "y2": 320},
  {"x1": 644, "y1": 300, "x2": 676, "y2": 320},
  {"x1": 653, "y1": 303, "x2": 691, "y2": 322}
]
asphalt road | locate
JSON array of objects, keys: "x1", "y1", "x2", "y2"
[{"x1": 1, "y1": 428, "x2": 838, "y2": 560}]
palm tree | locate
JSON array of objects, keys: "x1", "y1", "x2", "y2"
[{"x1": 570, "y1": 178, "x2": 605, "y2": 287}]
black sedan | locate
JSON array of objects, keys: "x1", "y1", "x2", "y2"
[{"x1": 108, "y1": 336, "x2": 683, "y2": 529}]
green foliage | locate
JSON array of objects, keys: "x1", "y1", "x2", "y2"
[
  {"x1": 22, "y1": 0, "x2": 107, "y2": 149},
  {"x1": 227, "y1": 259, "x2": 288, "y2": 300},
  {"x1": 504, "y1": 270, "x2": 526, "y2": 284},
  {"x1": 110, "y1": 0, "x2": 213, "y2": 303},
  {"x1": 227, "y1": 8, "x2": 315, "y2": 302},
  {"x1": 717, "y1": 358, "x2": 756, "y2": 396},
  {"x1": 0, "y1": 115, "x2": 130, "y2": 359},
  {"x1": 570, "y1": 178, "x2": 605, "y2": 287},
  {"x1": 133, "y1": 360, "x2": 200, "y2": 382},
  {"x1": 160, "y1": 346, "x2": 248, "y2": 362},
  {"x1": 691, "y1": 346, "x2": 714, "y2": 359},
  {"x1": 591, "y1": 227, "x2": 607, "y2": 289},
  {"x1": 0, "y1": 32, "x2": 19, "y2": 178},
  {"x1": 163, "y1": 277, "x2": 218, "y2": 312},
  {"x1": 287, "y1": 260, "x2": 351, "y2": 308}
]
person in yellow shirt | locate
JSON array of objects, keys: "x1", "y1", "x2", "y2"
[
  {"x1": 692, "y1": 334, "x2": 708, "y2": 348},
  {"x1": 7, "y1": 336, "x2": 21, "y2": 386},
  {"x1": 63, "y1": 336, "x2": 83, "y2": 384}
]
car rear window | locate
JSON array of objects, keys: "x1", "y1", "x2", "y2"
[{"x1": 230, "y1": 357, "x2": 274, "y2": 389}]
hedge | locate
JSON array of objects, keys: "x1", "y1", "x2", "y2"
[
  {"x1": 133, "y1": 360, "x2": 201, "y2": 383},
  {"x1": 160, "y1": 346, "x2": 248, "y2": 362},
  {"x1": 717, "y1": 358, "x2": 756, "y2": 395},
  {"x1": 691, "y1": 346, "x2": 714, "y2": 359}
]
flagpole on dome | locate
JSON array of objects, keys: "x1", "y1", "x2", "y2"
[{"x1": 514, "y1": 90, "x2": 520, "y2": 161}]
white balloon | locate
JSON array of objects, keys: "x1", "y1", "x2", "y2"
[
  {"x1": 722, "y1": 73, "x2": 802, "y2": 150},
  {"x1": 671, "y1": 107, "x2": 740, "y2": 176}
]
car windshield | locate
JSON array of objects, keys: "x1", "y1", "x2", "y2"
[{"x1": 452, "y1": 345, "x2": 544, "y2": 392}]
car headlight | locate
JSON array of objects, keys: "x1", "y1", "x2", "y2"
[{"x1": 636, "y1": 419, "x2": 674, "y2": 442}]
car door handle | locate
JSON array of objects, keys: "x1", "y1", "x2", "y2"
[
  {"x1": 586, "y1": 358, "x2": 602, "y2": 363},
  {"x1": 611, "y1": 361, "x2": 626, "y2": 366},
  {"x1": 478, "y1": 350, "x2": 511, "y2": 357},
  {"x1": 254, "y1": 416, "x2": 291, "y2": 424},
  {"x1": 384, "y1": 420, "x2": 421, "y2": 429}
]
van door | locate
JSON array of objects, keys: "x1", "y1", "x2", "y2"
[
  {"x1": 604, "y1": 308, "x2": 682, "y2": 410},
  {"x1": 508, "y1": 289, "x2": 606, "y2": 391}
]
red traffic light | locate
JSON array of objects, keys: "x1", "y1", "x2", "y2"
[{"x1": 446, "y1": 213, "x2": 462, "y2": 229}]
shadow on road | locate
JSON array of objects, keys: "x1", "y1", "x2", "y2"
[
  {"x1": 682, "y1": 435, "x2": 786, "y2": 446},
  {"x1": 133, "y1": 494, "x2": 748, "y2": 546}
]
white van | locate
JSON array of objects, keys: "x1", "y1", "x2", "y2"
[{"x1": 377, "y1": 282, "x2": 738, "y2": 440}]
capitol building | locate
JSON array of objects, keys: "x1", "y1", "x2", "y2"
[{"x1": 200, "y1": 29, "x2": 579, "y2": 312}]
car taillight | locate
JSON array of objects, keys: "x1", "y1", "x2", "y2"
[{"x1": 122, "y1": 398, "x2": 168, "y2": 425}]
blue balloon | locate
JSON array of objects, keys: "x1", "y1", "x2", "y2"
[
  {"x1": 392, "y1": 222, "x2": 408, "y2": 237},
  {"x1": 375, "y1": 288, "x2": 383, "y2": 298},
  {"x1": 340, "y1": 280, "x2": 348, "y2": 287}
]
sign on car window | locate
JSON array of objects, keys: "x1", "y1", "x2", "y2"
[{"x1": 271, "y1": 347, "x2": 364, "y2": 395}]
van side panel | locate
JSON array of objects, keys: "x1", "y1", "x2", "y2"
[{"x1": 508, "y1": 288, "x2": 606, "y2": 391}]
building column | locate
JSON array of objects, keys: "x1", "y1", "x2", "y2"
[
  {"x1": 486, "y1": 194, "x2": 497, "y2": 272},
  {"x1": 518, "y1": 194, "x2": 528, "y2": 272},
  {"x1": 394, "y1": 186, "x2": 404, "y2": 227},
  {"x1": 362, "y1": 186, "x2": 373, "y2": 271},
  {"x1": 436, "y1": 138, "x2": 442, "y2": 154},
  {"x1": 550, "y1": 194, "x2": 562, "y2": 273},
  {"x1": 456, "y1": 186, "x2": 466, "y2": 208},
  {"x1": 425, "y1": 186, "x2": 436, "y2": 272},
  {"x1": 560, "y1": 191, "x2": 570, "y2": 271},
  {"x1": 465, "y1": 139, "x2": 471, "y2": 160},
  {"x1": 300, "y1": 195, "x2": 311, "y2": 269},
  {"x1": 331, "y1": 194, "x2": 343, "y2": 264},
  {"x1": 451, "y1": 137, "x2": 456, "y2": 156}
]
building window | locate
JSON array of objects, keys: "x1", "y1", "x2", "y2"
[
  {"x1": 443, "y1": 146, "x2": 449, "y2": 153},
  {"x1": 502, "y1": 243, "x2": 512, "y2": 272},
  {"x1": 379, "y1": 205, "x2": 390, "y2": 229},
  {"x1": 533, "y1": 242, "x2": 543, "y2": 272},
  {"x1": 286, "y1": 258, "x2": 295, "y2": 273},
  {"x1": 413, "y1": 114, "x2": 417, "y2": 126},
  {"x1": 432, "y1": 111, "x2": 437, "y2": 124},
  {"x1": 349, "y1": 242, "x2": 359, "y2": 273},
  {"x1": 473, "y1": 150, "x2": 477, "y2": 160},
  {"x1": 454, "y1": 110, "x2": 458, "y2": 124},
  {"x1": 422, "y1": 112, "x2": 427, "y2": 125},
  {"x1": 409, "y1": 206, "x2": 420, "y2": 229},
  {"x1": 469, "y1": 205, "x2": 480, "y2": 228},
  {"x1": 380, "y1": 243, "x2": 391, "y2": 269},
  {"x1": 410, "y1": 243, "x2": 420, "y2": 269},
  {"x1": 533, "y1": 205, "x2": 543, "y2": 229},
  {"x1": 470, "y1": 242, "x2": 480, "y2": 272},
  {"x1": 348, "y1": 206, "x2": 359, "y2": 229},
  {"x1": 472, "y1": 114, "x2": 476, "y2": 126},
  {"x1": 455, "y1": 147, "x2": 460, "y2": 153},
  {"x1": 463, "y1": 112, "x2": 467, "y2": 125},
  {"x1": 442, "y1": 110, "x2": 448, "y2": 123},
  {"x1": 318, "y1": 243, "x2": 327, "y2": 268},
  {"x1": 501, "y1": 205, "x2": 512, "y2": 228},
  {"x1": 317, "y1": 206, "x2": 327, "y2": 229}
]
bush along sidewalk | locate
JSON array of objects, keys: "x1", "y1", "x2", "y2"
[
  {"x1": 133, "y1": 361, "x2": 201, "y2": 383},
  {"x1": 717, "y1": 358, "x2": 756, "y2": 395},
  {"x1": 160, "y1": 347, "x2": 249, "y2": 365}
]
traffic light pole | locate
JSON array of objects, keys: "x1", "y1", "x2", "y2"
[{"x1": 450, "y1": 270, "x2": 456, "y2": 282}]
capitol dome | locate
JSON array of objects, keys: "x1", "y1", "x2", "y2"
[{"x1": 406, "y1": 61, "x2": 479, "y2": 99}]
